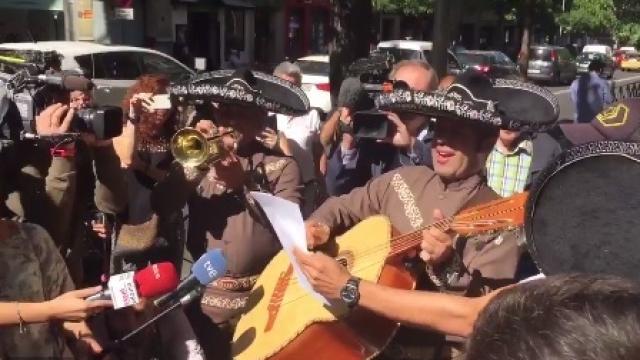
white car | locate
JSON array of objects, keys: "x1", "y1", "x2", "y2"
[
  {"x1": 295, "y1": 54, "x2": 331, "y2": 115},
  {"x1": 376, "y1": 40, "x2": 463, "y2": 75},
  {"x1": 0, "y1": 41, "x2": 194, "y2": 107}
]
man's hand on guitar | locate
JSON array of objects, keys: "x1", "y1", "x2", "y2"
[
  {"x1": 293, "y1": 247, "x2": 350, "y2": 300},
  {"x1": 420, "y1": 209, "x2": 455, "y2": 266},
  {"x1": 305, "y1": 221, "x2": 331, "y2": 249}
]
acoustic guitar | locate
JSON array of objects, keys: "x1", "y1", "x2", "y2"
[{"x1": 232, "y1": 191, "x2": 528, "y2": 360}]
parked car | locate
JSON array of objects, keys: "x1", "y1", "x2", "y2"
[
  {"x1": 581, "y1": 44, "x2": 614, "y2": 58},
  {"x1": 527, "y1": 45, "x2": 577, "y2": 84},
  {"x1": 621, "y1": 53, "x2": 640, "y2": 71},
  {"x1": 0, "y1": 41, "x2": 194, "y2": 107},
  {"x1": 375, "y1": 40, "x2": 463, "y2": 76},
  {"x1": 575, "y1": 52, "x2": 615, "y2": 79},
  {"x1": 456, "y1": 50, "x2": 520, "y2": 79},
  {"x1": 295, "y1": 54, "x2": 330, "y2": 115}
]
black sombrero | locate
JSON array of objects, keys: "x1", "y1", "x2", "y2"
[
  {"x1": 525, "y1": 140, "x2": 640, "y2": 282},
  {"x1": 376, "y1": 71, "x2": 502, "y2": 127},
  {"x1": 375, "y1": 71, "x2": 559, "y2": 131},
  {"x1": 169, "y1": 69, "x2": 310, "y2": 115},
  {"x1": 490, "y1": 78, "x2": 559, "y2": 132}
]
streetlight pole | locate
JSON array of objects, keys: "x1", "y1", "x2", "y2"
[{"x1": 559, "y1": 0, "x2": 566, "y2": 44}]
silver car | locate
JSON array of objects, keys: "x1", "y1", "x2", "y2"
[
  {"x1": 0, "y1": 41, "x2": 194, "y2": 107},
  {"x1": 527, "y1": 45, "x2": 577, "y2": 85}
]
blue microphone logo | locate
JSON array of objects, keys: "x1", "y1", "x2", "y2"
[{"x1": 192, "y1": 249, "x2": 227, "y2": 285}]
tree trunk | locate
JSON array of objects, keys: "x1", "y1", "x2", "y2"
[
  {"x1": 431, "y1": 0, "x2": 451, "y2": 78},
  {"x1": 329, "y1": 0, "x2": 373, "y2": 106},
  {"x1": 517, "y1": 0, "x2": 534, "y2": 77}
]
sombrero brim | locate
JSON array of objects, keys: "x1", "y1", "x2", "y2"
[
  {"x1": 169, "y1": 70, "x2": 310, "y2": 116},
  {"x1": 490, "y1": 78, "x2": 560, "y2": 132},
  {"x1": 375, "y1": 89, "x2": 503, "y2": 127}
]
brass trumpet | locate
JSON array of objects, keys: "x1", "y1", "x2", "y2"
[{"x1": 170, "y1": 127, "x2": 232, "y2": 167}]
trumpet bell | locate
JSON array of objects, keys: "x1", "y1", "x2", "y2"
[{"x1": 170, "y1": 128, "x2": 220, "y2": 167}]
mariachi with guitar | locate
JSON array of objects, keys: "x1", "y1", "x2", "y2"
[{"x1": 229, "y1": 73, "x2": 569, "y2": 359}]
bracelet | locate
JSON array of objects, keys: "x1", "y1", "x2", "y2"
[{"x1": 15, "y1": 302, "x2": 25, "y2": 334}]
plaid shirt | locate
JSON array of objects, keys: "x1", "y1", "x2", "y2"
[{"x1": 486, "y1": 140, "x2": 533, "y2": 197}]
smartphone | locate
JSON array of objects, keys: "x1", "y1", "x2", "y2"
[
  {"x1": 264, "y1": 114, "x2": 278, "y2": 131},
  {"x1": 353, "y1": 110, "x2": 389, "y2": 140},
  {"x1": 149, "y1": 94, "x2": 172, "y2": 110}
]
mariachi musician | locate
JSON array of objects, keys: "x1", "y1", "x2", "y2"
[
  {"x1": 296, "y1": 73, "x2": 560, "y2": 359},
  {"x1": 154, "y1": 69, "x2": 306, "y2": 359}
]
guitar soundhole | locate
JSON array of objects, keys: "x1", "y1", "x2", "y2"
[{"x1": 336, "y1": 251, "x2": 354, "y2": 272}]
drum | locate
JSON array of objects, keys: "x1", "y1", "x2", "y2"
[{"x1": 525, "y1": 141, "x2": 640, "y2": 281}]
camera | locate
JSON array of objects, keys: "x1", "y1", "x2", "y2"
[
  {"x1": 72, "y1": 107, "x2": 123, "y2": 140},
  {"x1": 352, "y1": 110, "x2": 391, "y2": 140},
  {"x1": 0, "y1": 54, "x2": 123, "y2": 142},
  {"x1": 347, "y1": 51, "x2": 396, "y2": 93}
]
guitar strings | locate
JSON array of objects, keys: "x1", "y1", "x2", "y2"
[{"x1": 273, "y1": 219, "x2": 511, "y2": 301}]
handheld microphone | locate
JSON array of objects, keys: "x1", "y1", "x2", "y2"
[
  {"x1": 153, "y1": 249, "x2": 227, "y2": 308},
  {"x1": 87, "y1": 262, "x2": 179, "y2": 309}
]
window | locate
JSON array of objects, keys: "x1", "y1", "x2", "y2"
[
  {"x1": 296, "y1": 60, "x2": 329, "y2": 76},
  {"x1": 93, "y1": 52, "x2": 141, "y2": 80},
  {"x1": 447, "y1": 53, "x2": 461, "y2": 70},
  {"x1": 74, "y1": 54, "x2": 94, "y2": 78},
  {"x1": 141, "y1": 53, "x2": 190, "y2": 82}
]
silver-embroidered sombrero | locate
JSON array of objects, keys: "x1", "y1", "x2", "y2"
[
  {"x1": 376, "y1": 71, "x2": 503, "y2": 127},
  {"x1": 375, "y1": 71, "x2": 559, "y2": 130},
  {"x1": 169, "y1": 69, "x2": 310, "y2": 115}
]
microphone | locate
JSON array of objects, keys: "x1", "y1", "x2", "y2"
[
  {"x1": 153, "y1": 249, "x2": 227, "y2": 308},
  {"x1": 32, "y1": 72, "x2": 94, "y2": 91},
  {"x1": 87, "y1": 262, "x2": 179, "y2": 309}
]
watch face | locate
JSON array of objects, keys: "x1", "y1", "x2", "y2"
[{"x1": 340, "y1": 284, "x2": 358, "y2": 305}]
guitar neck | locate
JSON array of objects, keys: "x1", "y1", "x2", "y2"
[{"x1": 388, "y1": 218, "x2": 454, "y2": 258}]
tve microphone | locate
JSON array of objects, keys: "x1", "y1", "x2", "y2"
[
  {"x1": 87, "y1": 262, "x2": 179, "y2": 309},
  {"x1": 153, "y1": 249, "x2": 227, "y2": 308}
]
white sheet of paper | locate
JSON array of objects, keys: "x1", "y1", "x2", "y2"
[{"x1": 250, "y1": 192, "x2": 329, "y2": 305}]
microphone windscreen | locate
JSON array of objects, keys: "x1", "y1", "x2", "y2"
[
  {"x1": 134, "y1": 262, "x2": 179, "y2": 297},
  {"x1": 337, "y1": 77, "x2": 374, "y2": 111},
  {"x1": 62, "y1": 74, "x2": 94, "y2": 91},
  {"x1": 192, "y1": 249, "x2": 227, "y2": 285}
]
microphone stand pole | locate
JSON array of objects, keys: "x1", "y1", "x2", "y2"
[{"x1": 98, "y1": 287, "x2": 203, "y2": 357}]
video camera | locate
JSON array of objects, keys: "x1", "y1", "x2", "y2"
[
  {"x1": 343, "y1": 51, "x2": 399, "y2": 140},
  {"x1": 0, "y1": 50, "x2": 122, "y2": 142}
]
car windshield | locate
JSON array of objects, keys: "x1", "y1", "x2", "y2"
[
  {"x1": 457, "y1": 53, "x2": 488, "y2": 65},
  {"x1": 531, "y1": 48, "x2": 552, "y2": 61},
  {"x1": 297, "y1": 60, "x2": 329, "y2": 76},
  {"x1": 377, "y1": 47, "x2": 422, "y2": 61},
  {"x1": 577, "y1": 53, "x2": 601, "y2": 62}
]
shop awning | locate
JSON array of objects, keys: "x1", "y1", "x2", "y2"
[{"x1": 0, "y1": 0, "x2": 64, "y2": 11}]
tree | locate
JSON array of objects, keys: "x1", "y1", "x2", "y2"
[
  {"x1": 372, "y1": 0, "x2": 434, "y2": 15},
  {"x1": 329, "y1": 0, "x2": 373, "y2": 104},
  {"x1": 557, "y1": 0, "x2": 618, "y2": 36}
]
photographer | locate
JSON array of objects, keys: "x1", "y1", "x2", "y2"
[
  {"x1": 322, "y1": 60, "x2": 438, "y2": 196},
  {"x1": 0, "y1": 103, "x2": 110, "y2": 358}
]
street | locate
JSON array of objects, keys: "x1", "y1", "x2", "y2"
[{"x1": 545, "y1": 70, "x2": 640, "y2": 120}]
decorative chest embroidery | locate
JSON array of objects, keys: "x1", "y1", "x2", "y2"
[
  {"x1": 390, "y1": 173, "x2": 424, "y2": 229},
  {"x1": 265, "y1": 159, "x2": 288, "y2": 174}
]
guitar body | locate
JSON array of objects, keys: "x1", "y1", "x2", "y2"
[{"x1": 232, "y1": 216, "x2": 416, "y2": 360}]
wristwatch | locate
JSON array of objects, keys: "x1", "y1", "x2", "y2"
[{"x1": 340, "y1": 276, "x2": 361, "y2": 308}]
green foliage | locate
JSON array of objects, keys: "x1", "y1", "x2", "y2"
[
  {"x1": 557, "y1": 0, "x2": 618, "y2": 35},
  {"x1": 617, "y1": 23, "x2": 640, "y2": 48},
  {"x1": 372, "y1": 0, "x2": 434, "y2": 15}
]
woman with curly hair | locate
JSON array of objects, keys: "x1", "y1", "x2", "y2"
[{"x1": 105, "y1": 74, "x2": 204, "y2": 359}]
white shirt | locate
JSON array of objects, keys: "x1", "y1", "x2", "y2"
[{"x1": 276, "y1": 110, "x2": 321, "y2": 183}]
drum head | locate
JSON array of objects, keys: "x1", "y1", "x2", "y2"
[{"x1": 525, "y1": 141, "x2": 640, "y2": 281}]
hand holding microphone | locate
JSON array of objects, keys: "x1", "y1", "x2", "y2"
[{"x1": 87, "y1": 262, "x2": 180, "y2": 310}]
